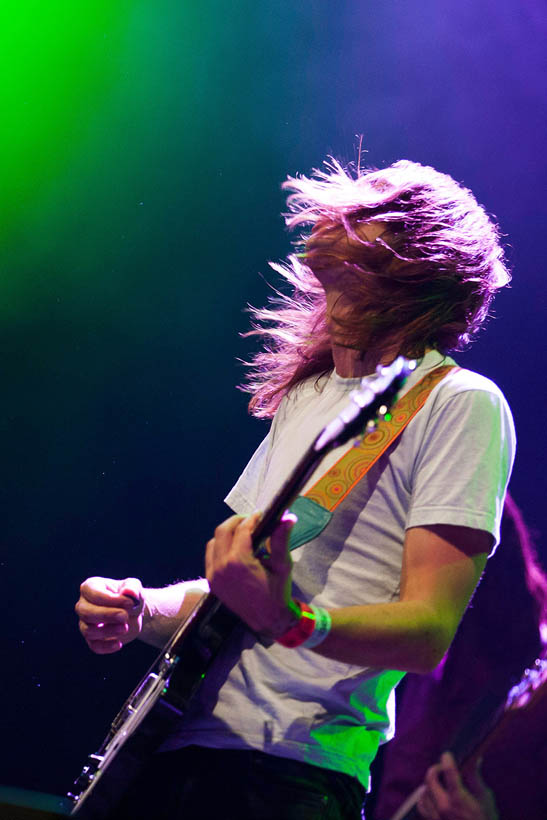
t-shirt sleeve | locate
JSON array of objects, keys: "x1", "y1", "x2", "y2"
[
  {"x1": 224, "y1": 432, "x2": 273, "y2": 515},
  {"x1": 407, "y1": 384, "x2": 516, "y2": 549},
  {"x1": 224, "y1": 397, "x2": 288, "y2": 514}
]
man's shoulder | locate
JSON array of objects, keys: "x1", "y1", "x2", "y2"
[
  {"x1": 407, "y1": 355, "x2": 514, "y2": 444},
  {"x1": 413, "y1": 351, "x2": 509, "y2": 406},
  {"x1": 436, "y1": 365, "x2": 507, "y2": 400}
]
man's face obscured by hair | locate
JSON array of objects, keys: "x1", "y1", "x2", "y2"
[{"x1": 305, "y1": 219, "x2": 387, "y2": 289}]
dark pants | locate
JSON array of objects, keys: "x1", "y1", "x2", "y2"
[{"x1": 112, "y1": 745, "x2": 365, "y2": 819}]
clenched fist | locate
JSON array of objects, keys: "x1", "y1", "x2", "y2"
[{"x1": 75, "y1": 576, "x2": 145, "y2": 654}]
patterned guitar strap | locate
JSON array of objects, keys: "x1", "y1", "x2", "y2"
[{"x1": 287, "y1": 364, "x2": 458, "y2": 551}]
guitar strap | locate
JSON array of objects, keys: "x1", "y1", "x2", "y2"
[{"x1": 287, "y1": 364, "x2": 458, "y2": 551}]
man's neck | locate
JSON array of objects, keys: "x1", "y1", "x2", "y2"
[
  {"x1": 331, "y1": 345, "x2": 394, "y2": 379},
  {"x1": 323, "y1": 287, "x2": 402, "y2": 378}
]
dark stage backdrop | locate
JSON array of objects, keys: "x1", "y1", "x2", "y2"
[{"x1": 2, "y1": 0, "x2": 546, "y2": 797}]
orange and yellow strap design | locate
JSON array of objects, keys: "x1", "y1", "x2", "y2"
[{"x1": 305, "y1": 365, "x2": 458, "y2": 512}]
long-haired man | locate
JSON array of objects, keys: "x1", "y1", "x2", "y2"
[{"x1": 76, "y1": 156, "x2": 515, "y2": 819}]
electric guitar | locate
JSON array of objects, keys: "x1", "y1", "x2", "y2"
[{"x1": 68, "y1": 356, "x2": 415, "y2": 819}]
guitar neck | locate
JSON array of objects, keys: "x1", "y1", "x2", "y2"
[
  {"x1": 158, "y1": 435, "x2": 329, "y2": 710},
  {"x1": 250, "y1": 439, "x2": 324, "y2": 552},
  {"x1": 250, "y1": 360, "x2": 410, "y2": 552},
  {"x1": 163, "y1": 432, "x2": 325, "y2": 651},
  {"x1": 163, "y1": 359, "x2": 413, "y2": 707}
]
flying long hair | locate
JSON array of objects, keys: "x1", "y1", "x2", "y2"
[{"x1": 243, "y1": 157, "x2": 510, "y2": 418}]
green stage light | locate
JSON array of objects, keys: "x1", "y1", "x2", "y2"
[{"x1": 0, "y1": 2, "x2": 130, "y2": 241}]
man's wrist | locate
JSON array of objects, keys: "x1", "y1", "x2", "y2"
[
  {"x1": 275, "y1": 599, "x2": 332, "y2": 649},
  {"x1": 260, "y1": 598, "x2": 300, "y2": 640}
]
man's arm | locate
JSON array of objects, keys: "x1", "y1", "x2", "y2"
[
  {"x1": 140, "y1": 579, "x2": 210, "y2": 648},
  {"x1": 76, "y1": 518, "x2": 487, "y2": 668},
  {"x1": 75, "y1": 577, "x2": 209, "y2": 653},
  {"x1": 206, "y1": 515, "x2": 489, "y2": 673},
  {"x1": 314, "y1": 524, "x2": 488, "y2": 672}
]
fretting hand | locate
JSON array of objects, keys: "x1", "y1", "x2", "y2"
[
  {"x1": 205, "y1": 510, "x2": 299, "y2": 638},
  {"x1": 417, "y1": 752, "x2": 499, "y2": 820}
]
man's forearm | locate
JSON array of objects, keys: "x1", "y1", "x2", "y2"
[
  {"x1": 138, "y1": 587, "x2": 455, "y2": 672},
  {"x1": 140, "y1": 578, "x2": 210, "y2": 648},
  {"x1": 140, "y1": 586, "x2": 451, "y2": 670},
  {"x1": 309, "y1": 529, "x2": 488, "y2": 674},
  {"x1": 312, "y1": 599, "x2": 453, "y2": 674}
]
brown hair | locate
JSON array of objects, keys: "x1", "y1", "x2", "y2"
[{"x1": 243, "y1": 157, "x2": 510, "y2": 418}]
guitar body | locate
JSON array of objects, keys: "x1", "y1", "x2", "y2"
[
  {"x1": 69, "y1": 596, "x2": 239, "y2": 818},
  {"x1": 68, "y1": 358, "x2": 414, "y2": 819}
]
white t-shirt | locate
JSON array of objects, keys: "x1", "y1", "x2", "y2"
[{"x1": 166, "y1": 351, "x2": 515, "y2": 789}]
